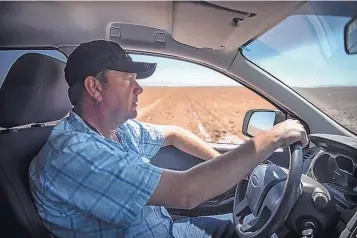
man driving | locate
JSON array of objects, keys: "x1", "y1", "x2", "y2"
[{"x1": 29, "y1": 40, "x2": 308, "y2": 238}]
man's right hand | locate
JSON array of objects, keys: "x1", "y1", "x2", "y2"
[{"x1": 271, "y1": 119, "x2": 309, "y2": 148}]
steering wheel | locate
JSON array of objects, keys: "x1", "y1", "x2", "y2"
[{"x1": 233, "y1": 143, "x2": 303, "y2": 238}]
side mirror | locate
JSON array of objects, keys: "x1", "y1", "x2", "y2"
[
  {"x1": 344, "y1": 17, "x2": 357, "y2": 55},
  {"x1": 242, "y1": 109, "x2": 286, "y2": 137}
]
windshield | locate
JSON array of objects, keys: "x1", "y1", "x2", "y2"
[{"x1": 241, "y1": 1, "x2": 357, "y2": 134}]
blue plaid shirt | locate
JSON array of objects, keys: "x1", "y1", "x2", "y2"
[{"x1": 29, "y1": 111, "x2": 174, "y2": 238}]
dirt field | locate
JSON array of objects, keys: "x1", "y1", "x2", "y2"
[
  {"x1": 294, "y1": 86, "x2": 357, "y2": 135},
  {"x1": 136, "y1": 87, "x2": 276, "y2": 144}
]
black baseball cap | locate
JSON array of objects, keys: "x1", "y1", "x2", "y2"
[{"x1": 64, "y1": 40, "x2": 157, "y2": 87}]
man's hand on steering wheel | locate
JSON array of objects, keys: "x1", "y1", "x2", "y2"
[{"x1": 271, "y1": 119, "x2": 309, "y2": 148}]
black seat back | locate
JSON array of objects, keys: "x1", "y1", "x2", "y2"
[
  {"x1": 0, "y1": 53, "x2": 72, "y2": 238},
  {"x1": 0, "y1": 127, "x2": 54, "y2": 237}
]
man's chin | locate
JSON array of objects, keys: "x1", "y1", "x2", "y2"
[{"x1": 128, "y1": 110, "x2": 138, "y2": 120}]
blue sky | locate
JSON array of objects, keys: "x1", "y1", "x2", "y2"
[
  {"x1": 130, "y1": 54, "x2": 240, "y2": 87},
  {"x1": 243, "y1": 14, "x2": 357, "y2": 88}
]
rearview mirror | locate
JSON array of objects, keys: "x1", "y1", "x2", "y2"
[
  {"x1": 242, "y1": 109, "x2": 286, "y2": 137},
  {"x1": 344, "y1": 17, "x2": 357, "y2": 55}
]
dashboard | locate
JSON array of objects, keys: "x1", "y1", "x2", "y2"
[{"x1": 302, "y1": 134, "x2": 357, "y2": 212}]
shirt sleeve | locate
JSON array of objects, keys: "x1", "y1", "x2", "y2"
[
  {"x1": 125, "y1": 120, "x2": 165, "y2": 159},
  {"x1": 44, "y1": 140, "x2": 162, "y2": 229}
]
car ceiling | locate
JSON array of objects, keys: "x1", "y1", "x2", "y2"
[{"x1": 0, "y1": 1, "x2": 305, "y2": 70}]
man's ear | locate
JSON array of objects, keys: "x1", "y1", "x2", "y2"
[{"x1": 83, "y1": 76, "x2": 103, "y2": 102}]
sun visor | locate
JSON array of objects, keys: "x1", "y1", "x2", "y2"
[{"x1": 171, "y1": 1, "x2": 254, "y2": 50}]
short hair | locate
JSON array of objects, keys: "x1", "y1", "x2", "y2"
[{"x1": 68, "y1": 69, "x2": 109, "y2": 105}]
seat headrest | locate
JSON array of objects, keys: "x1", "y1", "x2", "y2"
[{"x1": 0, "y1": 53, "x2": 72, "y2": 128}]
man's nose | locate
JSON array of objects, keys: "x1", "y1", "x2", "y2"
[{"x1": 134, "y1": 81, "x2": 143, "y2": 94}]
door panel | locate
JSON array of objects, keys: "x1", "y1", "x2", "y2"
[{"x1": 151, "y1": 146, "x2": 203, "y2": 171}]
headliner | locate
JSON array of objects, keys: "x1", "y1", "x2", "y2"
[{"x1": 0, "y1": 1, "x2": 305, "y2": 70}]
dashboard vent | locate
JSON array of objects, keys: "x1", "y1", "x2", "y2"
[
  {"x1": 326, "y1": 182, "x2": 357, "y2": 196},
  {"x1": 303, "y1": 150, "x2": 315, "y2": 161}
]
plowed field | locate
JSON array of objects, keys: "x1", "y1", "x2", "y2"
[{"x1": 137, "y1": 87, "x2": 276, "y2": 144}]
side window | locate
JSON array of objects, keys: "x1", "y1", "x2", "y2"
[
  {"x1": 0, "y1": 49, "x2": 67, "y2": 88},
  {"x1": 130, "y1": 54, "x2": 277, "y2": 145}
]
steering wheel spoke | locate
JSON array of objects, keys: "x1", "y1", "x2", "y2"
[
  {"x1": 236, "y1": 181, "x2": 284, "y2": 233},
  {"x1": 259, "y1": 180, "x2": 285, "y2": 213},
  {"x1": 238, "y1": 206, "x2": 271, "y2": 233},
  {"x1": 234, "y1": 197, "x2": 251, "y2": 224}
]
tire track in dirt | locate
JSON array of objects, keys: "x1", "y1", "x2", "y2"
[
  {"x1": 187, "y1": 97, "x2": 212, "y2": 142},
  {"x1": 188, "y1": 97, "x2": 231, "y2": 143},
  {"x1": 137, "y1": 90, "x2": 201, "y2": 136},
  {"x1": 137, "y1": 98, "x2": 163, "y2": 119}
]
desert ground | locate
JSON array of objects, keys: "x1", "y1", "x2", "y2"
[
  {"x1": 294, "y1": 87, "x2": 357, "y2": 134},
  {"x1": 136, "y1": 87, "x2": 276, "y2": 144}
]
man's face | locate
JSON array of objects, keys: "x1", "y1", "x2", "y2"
[{"x1": 100, "y1": 70, "x2": 143, "y2": 124}]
